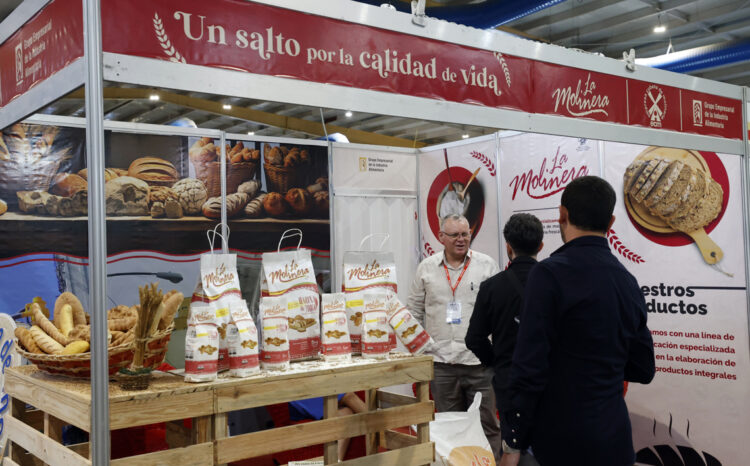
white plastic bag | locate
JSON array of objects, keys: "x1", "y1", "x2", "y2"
[{"x1": 430, "y1": 392, "x2": 495, "y2": 466}]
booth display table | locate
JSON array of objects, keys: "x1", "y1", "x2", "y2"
[{"x1": 4, "y1": 354, "x2": 434, "y2": 466}]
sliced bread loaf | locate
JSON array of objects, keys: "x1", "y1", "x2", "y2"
[
  {"x1": 644, "y1": 160, "x2": 684, "y2": 208},
  {"x1": 651, "y1": 164, "x2": 694, "y2": 218},
  {"x1": 668, "y1": 180, "x2": 723, "y2": 233},
  {"x1": 623, "y1": 159, "x2": 647, "y2": 193},
  {"x1": 668, "y1": 171, "x2": 707, "y2": 220},
  {"x1": 629, "y1": 159, "x2": 661, "y2": 198},
  {"x1": 633, "y1": 158, "x2": 670, "y2": 203}
]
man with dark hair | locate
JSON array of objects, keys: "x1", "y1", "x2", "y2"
[
  {"x1": 466, "y1": 213, "x2": 544, "y2": 463},
  {"x1": 500, "y1": 176, "x2": 655, "y2": 466}
]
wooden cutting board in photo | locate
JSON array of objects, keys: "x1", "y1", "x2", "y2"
[{"x1": 623, "y1": 147, "x2": 723, "y2": 265}]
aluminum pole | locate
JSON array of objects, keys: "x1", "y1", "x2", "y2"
[
  {"x1": 220, "y1": 132, "x2": 228, "y2": 252},
  {"x1": 82, "y1": 0, "x2": 110, "y2": 463},
  {"x1": 741, "y1": 87, "x2": 750, "y2": 367}
]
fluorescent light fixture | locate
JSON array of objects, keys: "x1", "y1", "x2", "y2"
[
  {"x1": 223, "y1": 104, "x2": 232, "y2": 110},
  {"x1": 247, "y1": 131, "x2": 255, "y2": 136},
  {"x1": 345, "y1": 111, "x2": 353, "y2": 118},
  {"x1": 654, "y1": 25, "x2": 666, "y2": 33},
  {"x1": 462, "y1": 133, "x2": 470, "y2": 139},
  {"x1": 149, "y1": 94, "x2": 159, "y2": 101}
]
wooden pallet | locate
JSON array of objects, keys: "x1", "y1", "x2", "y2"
[{"x1": 4, "y1": 354, "x2": 434, "y2": 466}]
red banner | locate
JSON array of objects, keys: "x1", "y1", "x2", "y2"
[
  {"x1": 99, "y1": 0, "x2": 742, "y2": 140},
  {"x1": 0, "y1": 0, "x2": 83, "y2": 108}
]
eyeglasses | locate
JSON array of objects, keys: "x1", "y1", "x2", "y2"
[{"x1": 441, "y1": 231, "x2": 471, "y2": 239}]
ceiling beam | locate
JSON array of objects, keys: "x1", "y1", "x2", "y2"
[
  {"x1": 634, "y1": 15, "x2": 750, "y2": 56},
  {"x1": 511, "y1": 0, "x2": 622, "y2": 34},
  {"x1": 66, "y1": 88, "x2": 425, "y2": 148}
]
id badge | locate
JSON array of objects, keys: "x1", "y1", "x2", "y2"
[{"x1": 446, "y1": 301, "x2": 462, "y2": 324}]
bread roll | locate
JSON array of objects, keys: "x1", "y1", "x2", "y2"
[
  {"x1": 0, "y1": 199, "x2": 6, "y2": 216},
  {"x1": 244, "y1": 193, "x2": 267, "y2": 218},
  {"x1": 314, "y1": 191, "x2": 329, "y2": 217},
  {"x1": 263, "y1": 192, "x2": 287, "y2": 217},
  {"x1": 50, "y1": 173, "x2": 87, "y2": 197},
  {"x1": 285, "y1": 188, "x2": 312, "y2": 215},
  {"x1": 201, "y1": 192, "x2": 250, "y2": 218},
  {"x1": 128, "y1": 157, "x2": 179, "y2": 186}
]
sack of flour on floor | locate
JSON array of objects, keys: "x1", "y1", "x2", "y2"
[
  {"x1": 200, "y1": 253, "x2": 242, "y2": 372},
  {"x1": 320, "y1": 293, "x2": 351, "y2": 363},
  {"x1": 259, "y1": 296, "x2": 290, "y2": 371},
  {"x1": 228, "y1": 300, "x2": 260, "y2": 377},
  {"x1": 343, "y1": 251, "x2": 398, "y2": 353},
  {"x1": 361, "y1": 292, "x2": 390, "y2": 359},
  {"x1": 387, "y1": 294, "x2": 433, "y2": 355},
  {"x1": 185, "y1": 281, "x2": 219, "y2": 383},
  {"x1": 262, "y1": 247, "x2": 320, "y2": 360}
]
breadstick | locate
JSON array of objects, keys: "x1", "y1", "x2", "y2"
[
  {"x1": 15, "y1": 327, "x2": 42, "y2": 354},
  {"x1": 54, "y1": 292, "x2": 87, "y2": 327},
  {"x1": 30, "y1": 325, "x2": 64, "y2": 354},
  {"x1": 158, "y1": 291, "x2": 184, "y2": 331},
  {"x1": 32, "y1": 303, "x2": 69, "y2": 346},
  {"x1": 58, "y1": 304, "x2": 74, "y2": 337}
]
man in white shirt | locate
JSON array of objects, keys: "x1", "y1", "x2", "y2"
[{"x1": 408, "y1": 214, "x2": 501, "y2": 459}]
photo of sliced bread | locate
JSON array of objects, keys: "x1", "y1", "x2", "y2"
[
  {"x1": 668, "y1": 180, "x2": 723, "y2": 233},
  {"x1": 667, "y1": 171, "x2": 707, "y2": 221},
  {"x1": 644, "y1": 160, "x2": 684, "y2": 208},
  {"x1": 629, "y1": 159, "x2": 661, "y2": 197},
  {"x1": 650, "y1": 165, "x2": 694, "y2": 218},
  {"x1": 633, "y1": 158, "x2": 670, "y2": 203},
  {"x1": 623, "y1": 159, "x2": 648, "y2": 193}
]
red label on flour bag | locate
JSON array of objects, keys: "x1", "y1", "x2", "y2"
[
  {"x1": 228, "y1": 300, "x2": 260, "y2": 377},
  {"x1": 343, "y1": 251, "x2": 398, "y2": 353},
  {"x1": 262, "y1": 248, "x2": 321, "y2": 360},
  {"x1": 201, "y1": 253, "x2": 243, "y2": 372},
  {"x1": 185, "y1": 281, "x2": 220, "y2": 383}
]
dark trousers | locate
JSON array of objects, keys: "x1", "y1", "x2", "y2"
[{"x1": 431, "y1": 362, "x2": 501, "y2": 460}]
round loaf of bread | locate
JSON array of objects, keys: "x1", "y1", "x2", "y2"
[
  {"x1": 263, "y1": 192, "x2": 287, "y2": 217},
  {"x1": 285, "y1": 188, "x2": 312, "y2": 215},
  {"x1": 650, "y1": 164, "x2": 693, "y2": 218},
  {"x1": 128, "y1": 157, "x2": 179, "y2": 187},
  {"x1": 667, "y1": 171, "x2": 706, "y2": 221},
  {"x1": 50, "y1": 173, "x2": 88, "y2": 197},
  {"x1": 668, "y1": 180, "x2": 723, "y2": 233}
]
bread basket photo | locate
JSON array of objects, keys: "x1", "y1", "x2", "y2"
[
  {"x1": 264, "y1": 162, "x2": 302, "y2": 193},
  {"x1": 193, "y1": 161, "x2": 258, "y2": 198}
]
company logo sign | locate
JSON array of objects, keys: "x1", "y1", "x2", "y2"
[
  {"x1": 14, "y1": 43, "x2": 23, "y2": 85},
  {"x1": 692, "y1": 99, "x2": 703, "y2": 127},
  {"x1": 644, "y1": 85, "x2": 666, "y2": 128}
]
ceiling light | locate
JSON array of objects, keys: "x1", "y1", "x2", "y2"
[
  {"x1": 149, "y1": 94, "x2": 159, "y2": 101},
  {"x1": 247, "y1": 131, "x2": 255, "y2": 136},
  {"x1": 345, "y1": 111, "x2": 353, "y2": 118},
  {"x1": 654, "y1": 25, "x2": 666, "y2": 33},
  {"x1": 462, "y1": 134, "x2": 469, "y2": 139},
  {"x1": 223, "y1": 104, "x2": 232, "y2": 110}
]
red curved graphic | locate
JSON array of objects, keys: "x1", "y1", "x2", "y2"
[{"x1": 426, "y1": 167, "x2": 485, "y2": 241}]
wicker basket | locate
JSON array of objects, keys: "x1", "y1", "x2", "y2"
[
  {"x1": 193, "y1": 161, "x2": 257, "y2": 198},
  {"x1": 264, "y1": 162, "x2": 303, "y2": 194},
  {"x1": 15, "y1": 341, "x2": 134, "y2": 379},
  {"x1": 14, "y1": 323, "x2": 174, "y2": 379}
]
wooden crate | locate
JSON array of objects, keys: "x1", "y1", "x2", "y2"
[{"x1": 4, "y1": 354, "x2": 434, "y2": 466}]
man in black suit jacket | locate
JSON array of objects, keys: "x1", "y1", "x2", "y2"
[
  {"x1": 500, "y1": 176, "x2": 655, "y2": 466},
  {"x1": 466, "y1": 213, "x2": 543, "y2": 461}
]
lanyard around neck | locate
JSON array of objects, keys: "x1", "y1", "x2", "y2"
[{"x1": 443, "y1": 253, "x2": 471, "y2": 298}]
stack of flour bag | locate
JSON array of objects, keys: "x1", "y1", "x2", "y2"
[{"x1": 185, "y1": 236, "x2": 433, "y2": 382}]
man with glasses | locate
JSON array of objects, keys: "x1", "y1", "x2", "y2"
[{"x1": 408, "y1": 214, "x2": 501, "y2": 459}]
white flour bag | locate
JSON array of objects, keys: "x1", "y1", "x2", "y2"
[
  {"x1": 262, "y1": 229, "x2": 321, "y2": 361},
  {"x1": 185, "y1": 281, "x2": 219, "y2": 383},
  {"x1": 362, "y1": 292, "x2": 390, "y2": 359},
  {"x1": 259, "y1": 296, "x2": 290, "y2": 371},
  {"x1": 387, "y1": 295, "x2": 433, "y2": 355},
  {"x1": 320, "y1": 293, "x2": 351, "y2": 363},
  {"x1": 343, "y1": 234, "x2": 398, "y2": 354},
  {"x1": 228, "y1": 300, "x2": 260, "y2": 377},
  {"x1": 200, "y1": 228, "x2": 243, "y2": 373}
]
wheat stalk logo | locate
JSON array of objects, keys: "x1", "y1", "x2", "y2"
[
  {"x1": 493, "y1": 52, "x2": 512, "y2": 88},
  {"x1": 153, "y1": 13, "x2": 186, "y2": 64}
]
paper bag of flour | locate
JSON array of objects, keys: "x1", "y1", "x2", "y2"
[
  {"x1": 228, "y1": 300, "x2": 260, "y2": 377},
  {"x1": 387, "y1": 295, "x2": 433, "y2": 355},
  {"x1": 259, "y1": 296, "x2": 290, "y2": 371},
  {"x1": 201, "y1": 253, "x2": 243, "y2": 372},
  {"x1": 343, "y1": 250, "x2": 397, "y2": 354},
  {"x1": 185, "y1": 281, "x2": 220, "y2": 383},
  {"x1": 320, "y1": 293, "x2": 351, "y2": 363},
  {"x1": 262, "y1": 230, "x2": 321, "y2": 360},
  {"x1": 362, "y1": 292, "x2": 390, "y2": 359}
]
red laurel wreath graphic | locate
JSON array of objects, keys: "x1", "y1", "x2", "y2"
[
  {"x1": 424, "y1": 241, "x2": 436, "y2": 257},
  {"x1": 470, "y1": 151, "x2": 496, "y2": 177},
  {"x1": 607, "y1": 229, "x2": 645, "y2": 264}
]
